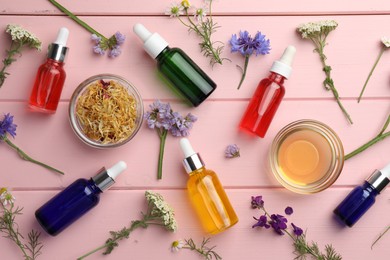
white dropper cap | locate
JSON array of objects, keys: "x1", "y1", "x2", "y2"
[
  {"x1": 133, "y1": 23, "x2": 169, "y2": 59},
  {"x1": 270, "y1": 45, "x2": 296, "y2": 79},
  {"x1": 92, "y1": 161, "x2": 127, "y2": 191},
  {"x1": 180, "y1": 138, "x2": 205, "y2": 173},
  {"x1": 54, "y1": 27, "x2": 69, "y2": 46},
  {"x1": 367, "y1": 162, "x2": 390, "y2": 193},
  {"x1": 107, "y1": 161, "x2": 127, "y2": 180}
]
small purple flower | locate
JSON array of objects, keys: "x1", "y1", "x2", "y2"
[
  {"x1": 114, "y1": 31, "x2": 126, "y2": 45},
  {"x1": 252, "y1": 215, "x2": 270, "y2": 229},
  {"x1": 285, "y1": 206, "x2": 293, "y2": 215},
  {"x1": 170, "y1": 112, "x2": 197, "y2": 137},
  {"x1": 225, "y1": 144, "x2": 240, "y2": 158},
  {"x1": 270, "y1": 214, "x2": 288, "y2": 235},
  {"x1": 91, "y1": 34, "x2": 101, "y2": 44},
  {"x1": 108, "y1": 46, "x2": 122, "y2": 58},
  {"x1": 144, "y1": 100, "x2": 172, "y2": 130},
  {"x1": 291, "y1": 223, "x2": 303, "y2": 236},
  {"x1": 230, "y1": 30, "x2": 270, "y2": 57},
  {"x1": 93, "y1": 45, "x2": 105, "y2": 55},
  {"x1": 251, "y1": 196, "x2": 264, "y2": 209},
  {"x1": 0, "y1": 113, "x2": 17, "y2": 138}
]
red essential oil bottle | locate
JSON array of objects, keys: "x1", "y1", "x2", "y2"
[
  {"x1": 29, "y1": 27, "x2": 69, "y2": 113},
  {"x1": 240, "y1": 46, "x2": 296, "y2": 138}
]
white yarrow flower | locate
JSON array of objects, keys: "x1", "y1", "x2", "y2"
[
  {"x1": 381, "y1": 37, "x2": 390, "y2": 48},
  {"x1": 165, "y1": 2, "x2": 185, "y2": 17},
  {"x1": 298, "y1": 20, "x2": 338, "y2": 39},
  {"x1": 145, "y1": 190, "x2": 178, "y2": 232},
  {"x1": 5, "y1": 24, "x2": 42, "y2": 50}
]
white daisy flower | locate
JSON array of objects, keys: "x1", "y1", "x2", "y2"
[
  {"x1": 0, "y1": 188, "x2": 16, "y2": 206},
  {"x1": 165, "y1": 3, "x2": 185, "y2": 17},
  {"x1": 171, "y1": 240, "x2": 185, "y2": 252},
  {"x1": 381, "y1": 37, "x2": 390, "y2": 48},
  {"x1": 194, "y1": 5, "x2": 208, "y2": 22}
]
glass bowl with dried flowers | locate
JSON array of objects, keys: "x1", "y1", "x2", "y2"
[{"x1": 68, "y1": 74, "x2": 144, "y2": 148}]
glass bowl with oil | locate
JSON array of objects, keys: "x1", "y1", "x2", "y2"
[{"x1": 269, "y1": 120, "x2": 344, "y2": 194}]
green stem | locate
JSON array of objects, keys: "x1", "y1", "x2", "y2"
[
  {"x1": 358, "y1": 47, "x2": 385, "y2": 103},
  {"x1": 345, "y1": 131, "x2": 390, "y2": 160},
  {"x1": 157, "y1": 129, "x2": 168, "y2": 180},
  {"x1": 0, "y1": 41, "x2": 23, "y2": 88},
  {"x1": 237, "y1": 55, "x2": 250, "y2": 90},
  {"x1": 2, "y1": 136, "x2": 64, "y2": 175},
  {"x1": 318, "y1": 47, "x2": 353, "y2": 124},
  {"x1": 371, "y1": 225, "x2": 390, "y2": 249},
  {"x1": 77, "y1": 220, "x2": 146, "y2": 260},
  {"x1": 345, "y1": 113, "x2": 390, "y2": 160},
  {"x1": 48, "y1": 0, "x2": 107, "y2": 40}
]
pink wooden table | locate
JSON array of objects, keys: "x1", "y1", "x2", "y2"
[{"x1": 1, "y1": 1, "x2": 390, "y2": 259}]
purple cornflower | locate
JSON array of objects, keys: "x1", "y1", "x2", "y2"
[
  {"x1": 291, "y1": 223, "x2": 303, "y2": 236},
  {"x1": 230, "y1": 30, "x2": 271, "y2": 89},
  {"x1": 252, "y1": 215, "x2": 270, "y2": 229},
  {"x1": 225, "y1": 144, "x2": 240, "y2": 158},
  {"x1": 285, "y1": 206, "x2": 293, "y2": 215},
  {"x1": 270, "y1": 214, "x2": 288, "y2": 235},
  {"x1": 251, "y1": 196, "x2": 264, "y2": 209},
  {"x1": 0, "y1": 113, "x2": 17, "y2": 138},
  {"x1": 145, "y1": 100, "x2": 197, "y2": 179}
]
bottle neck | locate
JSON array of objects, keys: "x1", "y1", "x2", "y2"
[
  {"x1": 87, "y1": 179, "x2": 103, "y2": 194},
  {"x1": 46, "y1": 58, "x2": 64, "y2": 66},
  {"x1": 156, "y1": 46, "x2": 171, "y2": 61},
  {"x1": 362, "y1": 181, "x2": 379, "y2": 196},
  {"x1": 268, "y1": 72, "x2": 285, "y2": 85},
  {"x1": 188, "y1": 166, "x2": 206, "y2": 176}
]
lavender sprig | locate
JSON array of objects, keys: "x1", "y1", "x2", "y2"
[
  {"x1": 251, "y1": 196, "x2": 342, "y2": 260},
  {"x1": 48, "y1": 0, "x2": 125, "y2": 57},
  {"x1": 230, "y1": 30, "x2": 271, "y2": 89},
  {"x1": 145, "y1": 100, "x2": 197, "y2": 179},
  {"x1": 0, "y1": 113, "x2": 64, "y2": 175}
]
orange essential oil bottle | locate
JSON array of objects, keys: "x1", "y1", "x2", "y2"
[
  {"x1": 180, "y1": 138, "x2": 238, "y2": 234},
  {"x1": 29, "y1": 27, "x2": 69, "y2": 113},
  {"x1": 240, "y1": 46, "x2": 296, "y2": 137}
]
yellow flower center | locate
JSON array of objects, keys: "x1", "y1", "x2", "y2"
[
  {"x1": 181, "y1": 0, "x2": 190, "y2": 8},
  {"x1": 172, "y1": 240, "x2": 179, "y2": 247},
  {"x1": 0, "y1": 188, "x2": 7, "y2": 195}
]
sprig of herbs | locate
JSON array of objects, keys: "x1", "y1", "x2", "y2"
[
  {"x1": 0, "y1": 188, "x2": 43, "y2": 260},
  {"x1": 251, "y1": 196, "x2": 342, "y2": 260},
  {"x1": 171, "y1": 237, "x2": 222, "y2": 260},
  {"x1": 78, "y1": 191, "x2": 177, "y2": 259},
  {"x1": 0, "y1": 24, "x2": 41, "y2": 88},
  {"x1": 345, "y1": 112, "x2": 390, "y2": 160},
  {"x1": 297, "y1": 20, "x2": 353, "y2": 124},
  {"x1": 165, "y1": 0, "x2": 227, "y2": 66}
]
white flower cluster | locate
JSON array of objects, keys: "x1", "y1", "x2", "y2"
[
  {"x1": 145, "y1": 190, "x2": 178, "y2": 232},
  {"x1": 5, "y1": 24, "x2": 42, "y2": 50},
  {"x1": 297, "y1": 20, "x2": 338, "y2": 39},
  {"x1": 381, "y1": 37, "x2": 390, "y2": 48}
]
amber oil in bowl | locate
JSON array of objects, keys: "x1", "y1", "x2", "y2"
[{"x1": 269, "y1": 120, "x2": 344, "y2": 194}]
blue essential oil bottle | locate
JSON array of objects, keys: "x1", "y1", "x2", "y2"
[
  {"x1": 334, "y1": 162, "x2": 390, "y2": 227},
  {"x1": 35, "y1": 161, "x2": 127, "y2": 236},
  {"x1": 133, "y1": 23, "x2": 217, "y2": 107}
]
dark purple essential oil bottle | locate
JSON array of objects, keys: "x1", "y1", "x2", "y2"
[
  {"x1": 334, "y1": 163, "x2": 390, "y2": 227},
  {"x1": 35, "y1": 161, "x2": 126, "y2": 236}
]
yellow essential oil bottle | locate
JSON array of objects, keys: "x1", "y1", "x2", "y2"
[{"x1": 180, "y1": 138, "x2": 239, "y2": 234}]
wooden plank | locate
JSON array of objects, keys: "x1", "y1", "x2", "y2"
[
  {"x1": 1, "y1": 100, "x2": 388, "y2": 189},
  {"x1": 0, "y1": 189, "x2": 388, "y2": 259},
  {"x1": 1, "y1": 15, "x2": 390, "y2": 101},
  {"x1": 1, "y1": 0, "x2": 390, "y2": 15}
]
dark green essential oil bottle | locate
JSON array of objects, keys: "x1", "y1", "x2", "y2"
[{"x1": 133, "y1": 23, "x2": 217, "y2": 107}]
